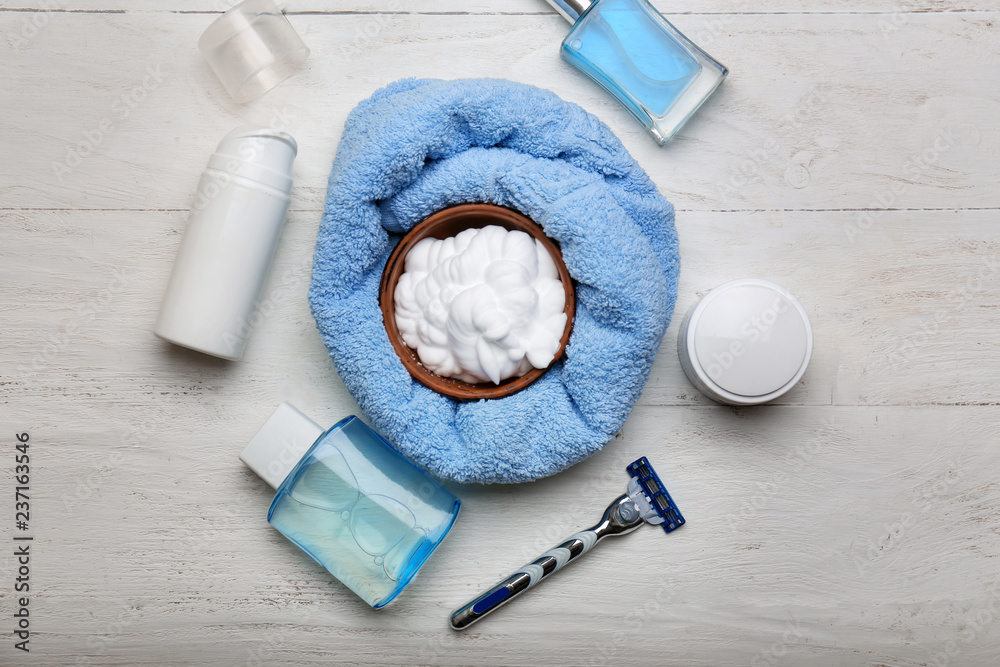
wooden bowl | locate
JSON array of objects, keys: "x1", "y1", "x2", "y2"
[{"x1": 379, "y1": 203, "x2": 576, "y2": 401}]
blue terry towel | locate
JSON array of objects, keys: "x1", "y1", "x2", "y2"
[{"x1": 310, "y1": 78, "x2": 679, "y2": 484}]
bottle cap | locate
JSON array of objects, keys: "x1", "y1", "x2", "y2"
[
  {"x1": 198, "y1": 0, "x2": 310, "y2": 103},
  {"x1": 240, "y1": 403, "x2": 324, "y2": 489},
  {"x1": 208, "y1": 127, "x2": 297, "y2": 193},
  {"x1": 544, "y1": 0, "x2": 592, "y2": 23},
  {"x1": 677, "y1": 279, "x2": 813, "y2": 405}
]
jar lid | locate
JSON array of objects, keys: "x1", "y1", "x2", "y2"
[{"x1": 678, "y1": 279, "x2": 812, "y2": 405}]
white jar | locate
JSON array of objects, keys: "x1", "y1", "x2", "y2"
[
  {"x1": 677, "y1": 279, "x2": 813, "y2": 405},
  {"x1": 154, "y1": 127, "x2": 297, "y2": 360}
]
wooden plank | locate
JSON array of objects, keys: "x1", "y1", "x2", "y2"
[
  {"x1": 2, "y1": 404, "x2": 997, "y2": 665},
  {"x1": 1, "y1": 12, "x2": 998, "y2": 211},
  {"x1": 3, "y1": 208, "x2": 998, "y2": 411},
  {"x1": 3, "y1": 0, "x2": 999, "y2": 14}
]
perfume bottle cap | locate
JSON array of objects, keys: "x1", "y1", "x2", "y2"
[
  {"x1": 240, "y1": 403, "x2": 324, "y2": 489},
  {"x1": 545, "y1": 0, "x2": 592, "y2": 23},
  {"x1": 677, "y1": 279, "x2": 813, "y2": 405}
]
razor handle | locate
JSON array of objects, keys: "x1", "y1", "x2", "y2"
[{"x1": 449, "y1": 494, "x2": 643, "y2": 630}]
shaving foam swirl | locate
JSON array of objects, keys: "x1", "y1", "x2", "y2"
[{"x1": 393, "y1": 225, "x2": 567, "y2": 385}]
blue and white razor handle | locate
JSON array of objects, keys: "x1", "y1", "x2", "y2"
[{"x1": 450, "y1": 457, "x2": 684, "y2": 630}]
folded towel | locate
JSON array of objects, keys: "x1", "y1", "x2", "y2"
[{"x1": 310, "y1": 78, "x2": 679, "y2": 484}]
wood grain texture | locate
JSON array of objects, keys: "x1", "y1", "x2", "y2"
[
  {"x1": 2, "y1": 12, "x2": 999, "y2": 211},
  {"x1": 1, "y1": 0, "x2": 999, "y2": 665},
  {"x1": 4, "y1": 1, "x2": 1000, "y2": 13}
]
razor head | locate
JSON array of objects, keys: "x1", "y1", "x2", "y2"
[{"x1": 626, "y1": 457, "x2": 685, "y2": 533}]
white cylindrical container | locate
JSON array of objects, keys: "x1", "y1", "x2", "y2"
[
  {"x1": 154, "y1": 127, "x2": 297, "y2": 360},
  {"x1": 677, "y1": 278, "x2": 813, "y2": 405}
]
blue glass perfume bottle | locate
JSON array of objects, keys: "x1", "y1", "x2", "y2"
[
  {"x1": 546, "y1": 0, "x2": 728, "y2": 145},
  {"x1": 240, "y1": 403, "x2": 460, "y2": 608}
]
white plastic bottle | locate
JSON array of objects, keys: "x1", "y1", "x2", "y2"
[{"x1": 154, "y1": 128, "x2": 297, "y2": 360}]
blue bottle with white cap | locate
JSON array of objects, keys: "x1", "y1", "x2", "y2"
[{"x1": 240, "y1": 404, "x2": 461, "y2": 608}]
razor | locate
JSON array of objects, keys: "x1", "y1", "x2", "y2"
[{"x1": 450, "y1": 457, "x2": 684, "y2": 630}]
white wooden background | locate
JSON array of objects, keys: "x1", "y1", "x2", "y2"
[{"x1": 2, "y1": 0, "x2": 1000, "y2": 664}]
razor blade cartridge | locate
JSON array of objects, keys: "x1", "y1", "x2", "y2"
[{"x1": 626, "y1": 456, "x2": 685, "y2": 533}]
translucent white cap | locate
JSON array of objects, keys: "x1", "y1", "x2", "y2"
[
  {"x1": 678, "y1": 279, "x2": 813, "y2": 405},
  {"x1": 198, "y1": 0, "x2": 310, "y2": 103},
  {"x1": 240, "y1": 403, "x2": 324, "y2": 489}
]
